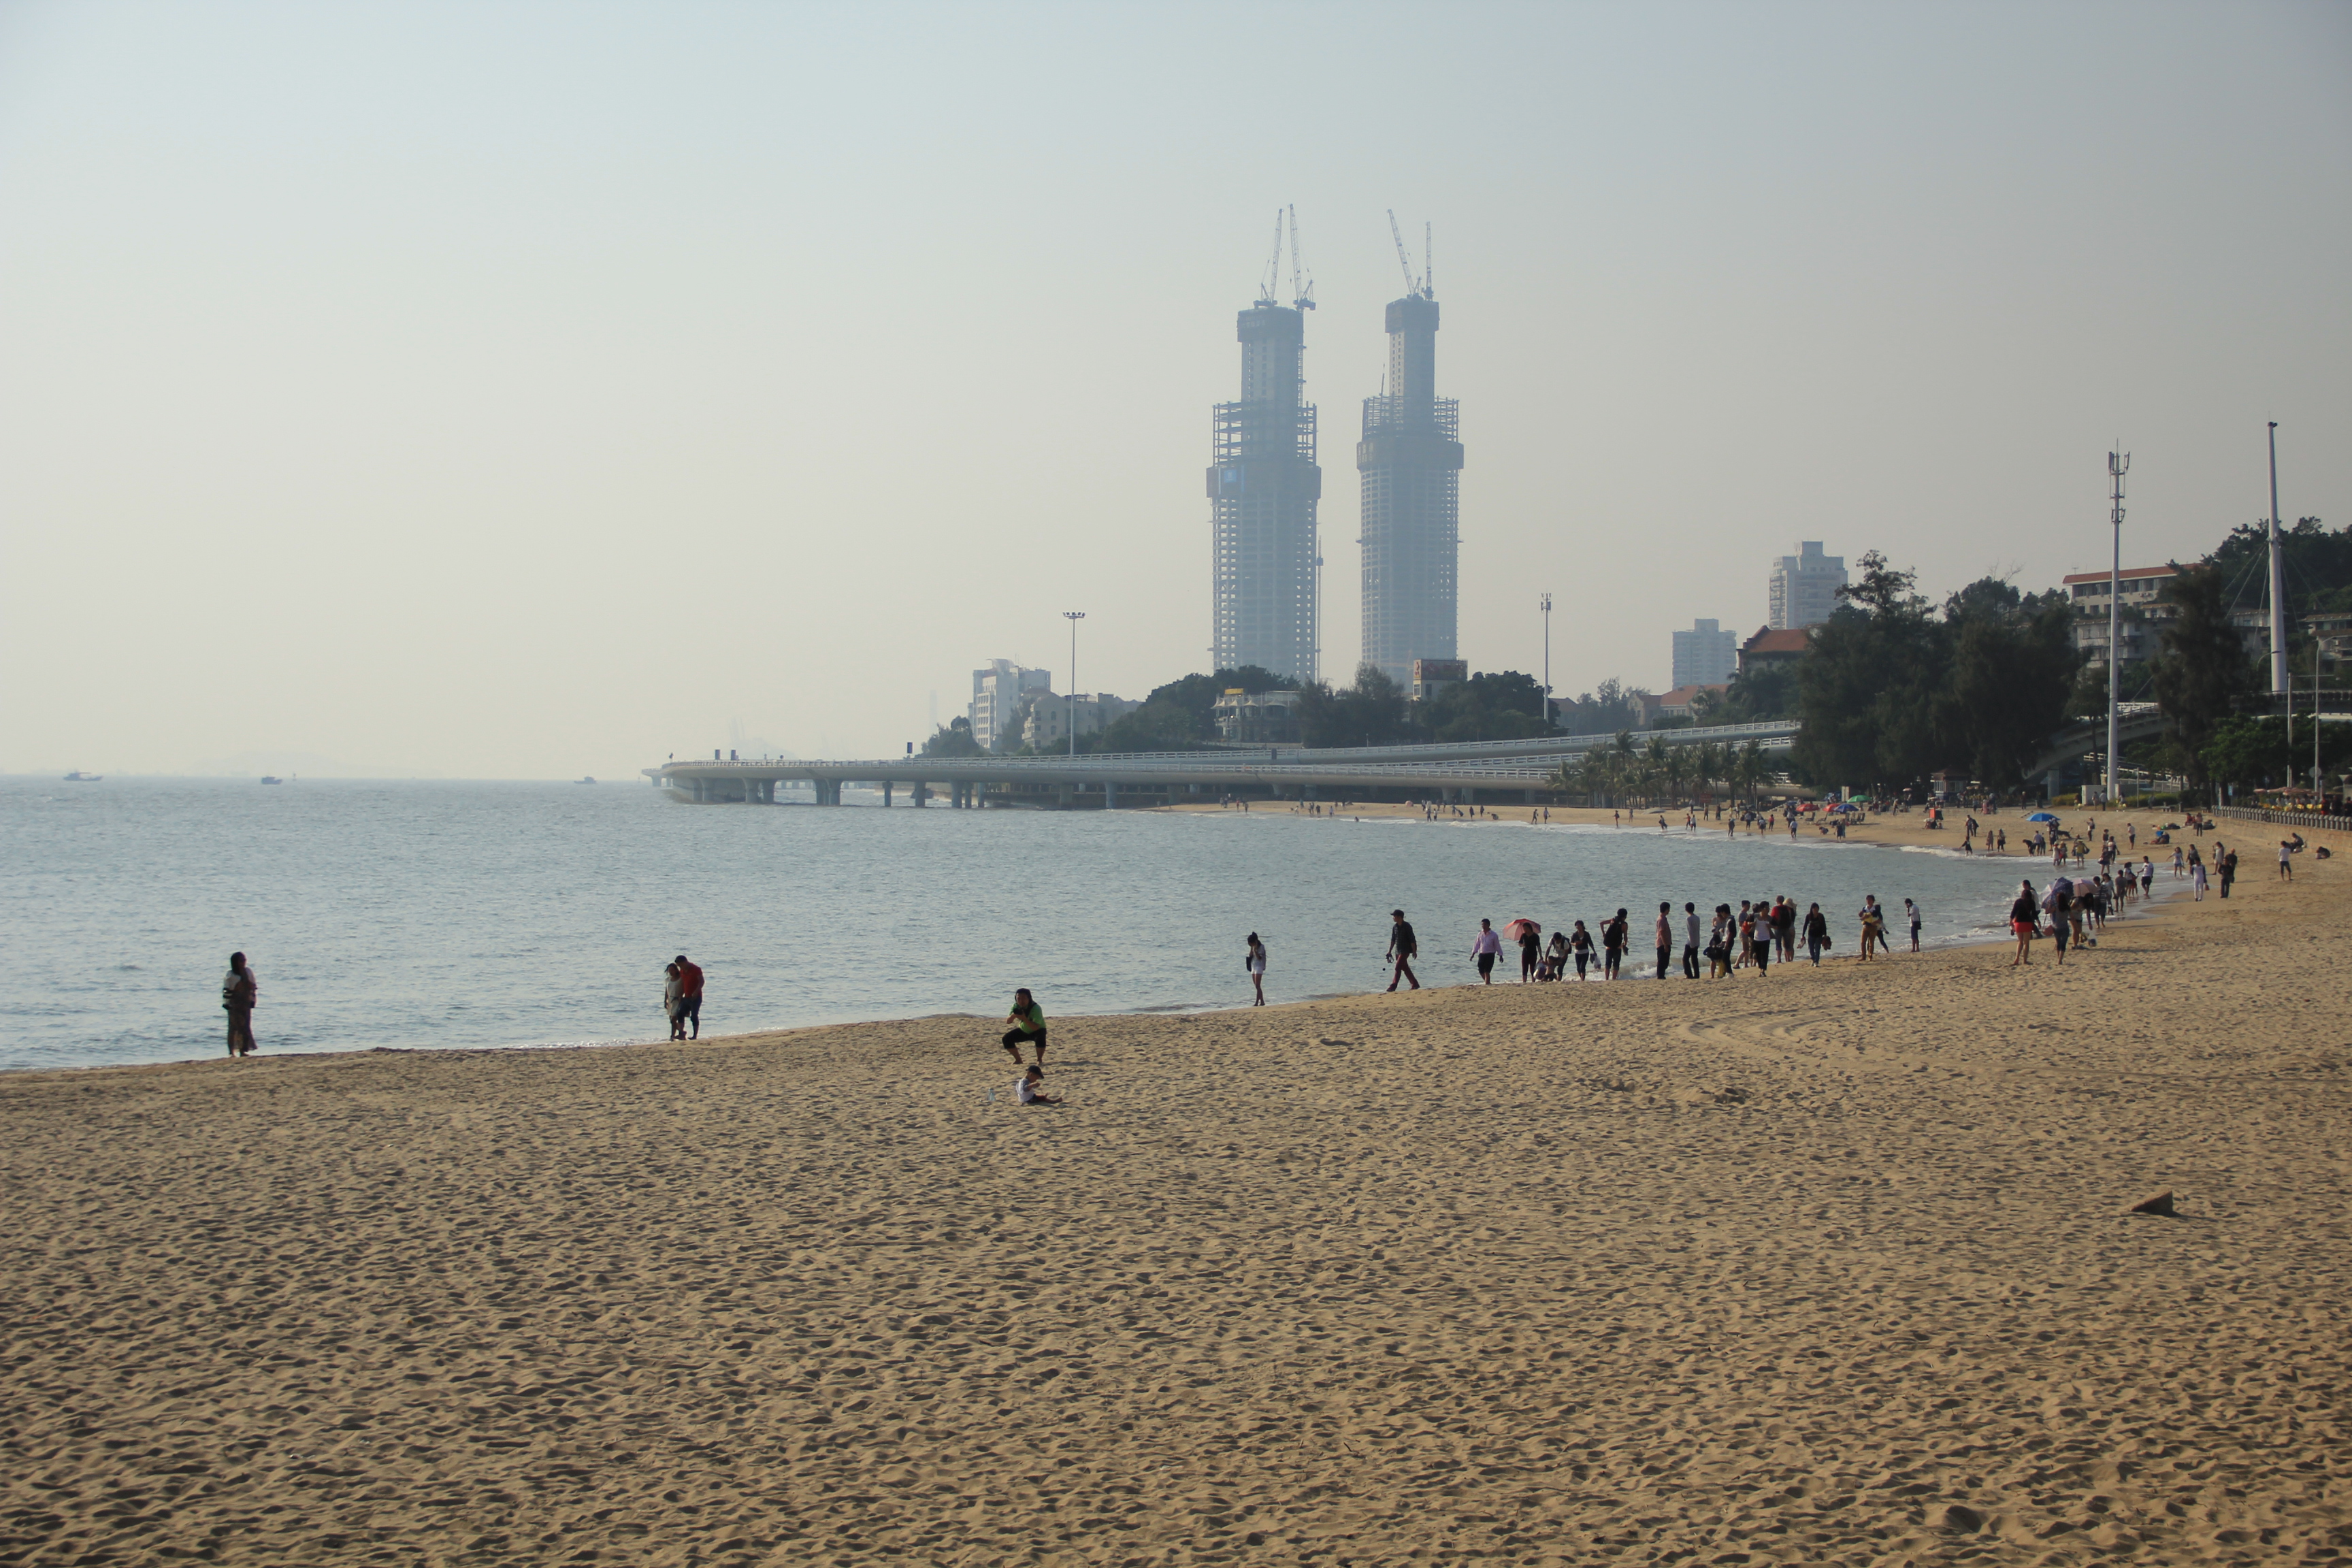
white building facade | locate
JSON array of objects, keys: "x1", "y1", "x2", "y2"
[
  {"x1": 1767, "y1": 542, "x2": 1848, "y2": 630},
  {"x1": 1670, "y1": 619, "x2": 1738, "y2": 688},
  {"x1": 968, "y1": 659, "x2": 1053, "y2": 752}
]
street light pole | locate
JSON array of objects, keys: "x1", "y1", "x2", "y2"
[
  {"x1": 1540, "y1": 593, "x2": 1553, "y2": 728},
  {"x1": 2106, "y1": 450, "x2": 2127, "y2": 804},
  {"x1": 1063, "y1": 611, "x2": 1085, "y2": 759}
]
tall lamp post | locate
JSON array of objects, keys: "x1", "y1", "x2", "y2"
[
  {"x1": 2106, "y1": 449, "x2": 2128, "y2": 804},
  {"x1": 1540, "y1": 593, "x2": 1554, "y2": 728},
  {"x1": 1062, "y1": 611, "x2": 1085, "y2": 760}
]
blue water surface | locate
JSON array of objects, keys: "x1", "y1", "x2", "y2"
[{"x1": 0, "y1": 777, "x2": 2053, "y2": 1071}]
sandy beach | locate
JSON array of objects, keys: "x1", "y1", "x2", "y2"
[{"x1": 4, "y1": 823, "x2": 2346, "y2": 1566}]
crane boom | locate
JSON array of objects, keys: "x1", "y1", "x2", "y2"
[
  {"x1": 1424, "y1": 220, "x2": 1433, "y2": 297},
  {"x1": 1388, "y1": 209, "x2": 1418, "y2": 296},
  {"x1": 1259, "y1": 211, "x2": 1284, "y2": 305}
]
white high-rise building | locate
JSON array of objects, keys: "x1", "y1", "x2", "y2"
[
  {"x1": 1767, "y1": 542, "x2": 1848, "y2": 630},
  {"x1": 968, "y1": 659, "x2": 1052, "y2": 752},
  {"x1": 1671, "y1": 619, "x2": 1738, "y2": 689}
]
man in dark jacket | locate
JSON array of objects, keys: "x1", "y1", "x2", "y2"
[{"x1": 1385, "y1": 909, "x2": 1420, "y2": 992}]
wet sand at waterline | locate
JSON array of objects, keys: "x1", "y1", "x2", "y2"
[{"x1": 4, "y1": 832, "x2": 2345, "y2": 1565}]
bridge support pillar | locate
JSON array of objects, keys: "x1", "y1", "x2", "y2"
[
  {"x1": 882, "y1": 781, "x2": 893, "y2": 807},
  {"x1": 1058, "y1": 783, "x2": 1073, "y2": 810},
  {"x1": 762, "y1": 779, "x2": 775, "y2": 804},
  {"x1": 912, "y1": 781, "x2": 928, "y2": 807},
  {"x1": 1105, "y1": 781, "x2": 1118, "y2": 810},
  {"x1": 692, "y1": 778, "x2": 708, "y2": 804}
]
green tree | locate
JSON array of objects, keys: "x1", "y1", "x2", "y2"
[
  {"x1": 1420, "y1": 670, "x2": 1551, "y2": 742},
  {"x1": 1294, "y1": 664, "x2": 1412, "y2": 749},
  {"x1": 1716, "y1": 659, "x2": 1797, "y2": 722},
  {"x1": 1791, "y1": 553, "x2": 1946, "y2": 789},
  {"x1": 920, "y1": 717, "x2": 983, "y2": 758},
  {"x1": 1554, "y1": 679, "x2": 1646, "y2": 736},
  {"x1": 1085, "y1": 665, "x2": 1294, "y2": 753},
  {"x1": 2147, "y1": 563, "x2": 2258, "y2": 785},
  {"x1": 1944, "y1": 578, "x2": 2080, "y2": 787}
]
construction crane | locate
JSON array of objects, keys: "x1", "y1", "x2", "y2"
[
  {"x1": 1288, "y1": 206, "x2": 1314, "y2": 310},
  {"x1": 1388, "y1": 210, "x2": 1418, "y2": 296},
  {"x1": 1258, "y1": 210, "x2": 1285, "y2": 306}
]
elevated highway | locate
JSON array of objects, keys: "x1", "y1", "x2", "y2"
[{"x1": 643, "y1": 721, "x2": 1801, "y2": 806}]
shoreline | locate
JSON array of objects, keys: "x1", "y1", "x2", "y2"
[
  {"x1": 4, "y1": 815, "x2": 2291, "y2": 1083},
  {"x1": 3, "y1": 832, "x2": 2345, "y2": 1562}
]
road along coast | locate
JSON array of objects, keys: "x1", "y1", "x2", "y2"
[{"x1": 2, "y1": 823, "x2": 2345, "y2": 1565}]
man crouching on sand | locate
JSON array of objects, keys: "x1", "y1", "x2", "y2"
[{"x1": 1001, "y1": 988, "x2": 1047, "y2": 1064}]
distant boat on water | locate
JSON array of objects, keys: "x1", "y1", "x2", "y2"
[
  {"x1": 576, "y1": 776, "x2": 597, "y2": 785},
  {"x1": 260, "y1": 776, "x2": 283, "y2": 785},
  {"x1": 63, "y1": 770, "x2": 101, "y2": 782}
]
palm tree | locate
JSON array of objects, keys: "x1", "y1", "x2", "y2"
[
  {"x1": 1737, "y1": 739, "x2": 1767, "y2": 802},
  {"x1": 1690, "y1": 742, "x2": 1721, "y2": 806}
]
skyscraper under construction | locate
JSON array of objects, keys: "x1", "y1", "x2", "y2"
[
  {"x1": 1208, "y1": 216, "x2": 1321, "y2": 686},
  {"x1": 1358, "y1": 245, "x2": 1462, "y2": 685}
]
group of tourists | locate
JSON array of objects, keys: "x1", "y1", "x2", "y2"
[
  {"x1": 2004, "y1": 853, "x2": 2170, "y2": 965},
  {"x1": 1377, "y1": 895, "x2": 1923, "y2": 994}
]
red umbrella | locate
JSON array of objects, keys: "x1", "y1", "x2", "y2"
[{"x1": 1504, "y1": 918, "x2": 1539, "y2": 941}]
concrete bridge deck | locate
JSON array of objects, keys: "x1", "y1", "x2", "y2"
[{"x1": 642, "y1": 721, "x2": 1801, "y2": 806}]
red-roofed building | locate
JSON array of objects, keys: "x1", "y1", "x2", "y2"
[
  {"x1": 1635, "y1": 684, "x2": 1729, "y2": 727},
  {"x1": 1739, "y1": 625, "x2": 1810, "y2": 673}
]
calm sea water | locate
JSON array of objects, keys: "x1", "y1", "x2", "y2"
[{"x1": 1, "y1": 777, "x2": 2055, "y2": 1073}]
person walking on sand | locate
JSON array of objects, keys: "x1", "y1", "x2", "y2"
[
  {"x1": 1570, "y1": 919, "x2": 1596, "y2": 981},
  {"x1": 2042, "y1": 878, "x2": 2072, "y2": 966},
  {"x1": 2219, "y1": 845, "x2": 2238, "y2": 898},
  {"x1": 220, "y1": 951, "x2": 259, "y2": 1058},
  {"x1": 1803, "y1": 902, "x2": 1829, "y2": 965},
  {"x1": 1774, "y1": 896, "x2": 1798, "y2": 964},
  {"x1": 1903, "y1": 898, "x2": 1922, "y2": 953},
  {"x1": 663, "y1": 961, "x2": 686, "y2": 1040},
  {"x1": 1682, "y1": 902, "x2": 1701, "y2": 979},
  {"x1": 674, "y1": 953, "x2": 704, "y2": 1039},
  {"x1": 1386, "y1": 909, "x2": 1420, "y2": 992},
  {"x1": 1601, "y1": 909, "x2": 1629, "y2": 980},
  {"x1": 1472, "y1": 918, "x2": 1503, "y2": 984},
  {"x1": 1748, "y1": 904, "x2": 1772, "y2": 976},
  {"x1": 1245, "y1": 932, "x2": 1267, "y2": 1006},
  {"x1": 1517, "y1": 919, "x2": 1542, "y2": 983},
  {"x1": 2279, "y1": 840, "x2": 2295, "y2": 881},
  {"x1": 1654, "y1": 902, "x2": 1673, "y2": 981},
  {"x1": 1000, "y1": 988, "x2": 1049, "y2": 1063},
  {"x1": 2010, "y1": 881, "x2": 2039, "y2": 966},
  {"x1": 1014, "y1": 1064, "x2": 1062, "y2": 1106}
]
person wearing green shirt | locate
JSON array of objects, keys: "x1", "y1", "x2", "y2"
[{"x1": 1000, "y1": 988, "x2": 1047, "y2": 1064}]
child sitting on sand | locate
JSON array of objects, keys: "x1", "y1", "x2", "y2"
[{"x1": 1015, "y1": 1066, "x2": 1061, "y2": 1107}]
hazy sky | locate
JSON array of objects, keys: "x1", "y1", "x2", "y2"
[{"x1": 3, "y1": 1, "x2": 2347, "y2": 777}]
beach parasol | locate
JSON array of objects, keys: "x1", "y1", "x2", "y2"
[
  {"x1": 1504, "y1": 918, "x2": 1539, "y2": 941},
  {"x1": 2026, "y1": 811, "x2": 2059, "y2": 822}
]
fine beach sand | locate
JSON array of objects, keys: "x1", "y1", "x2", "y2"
[{"x1": 4, "y1": 826, "x2": 2347, "y2": 1565}]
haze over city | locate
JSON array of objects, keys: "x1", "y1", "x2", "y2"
[{"x1": 3, "y1": 1, "x2": 2347, "y2": 778}]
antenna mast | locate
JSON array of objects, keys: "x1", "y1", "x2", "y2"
[
  {"x1": 2268, "y1": 423, "x2": 2289, "y2": 695},
  {"x1": 1424, "y1": 220, "x2": 1433, "y2": 297},
  {"x1": 2106, "y1": 448, "x2": 2127, "y2": 804}
]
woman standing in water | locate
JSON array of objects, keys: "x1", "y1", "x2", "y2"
[{"x1": 1245, "y1": 932, "x2": 1268, "y2": 1006}]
